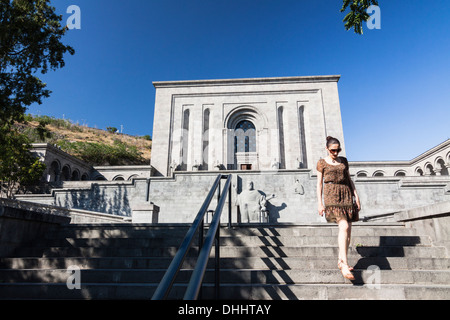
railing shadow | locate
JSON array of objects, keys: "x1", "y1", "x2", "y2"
[
  {"x1": 213, "y1": 225, "x2": 298, "y2": 300},
  {"x1": 351, "y1": 235, "x2": 423, "y2": 286}
]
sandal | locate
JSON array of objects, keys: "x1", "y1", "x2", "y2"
[
  {"x1": 338, "y1": 259, "x2": 355, "y2": 280},
  {"x1": 338, "y1": 259, "x2": 354, "y2": 271}
]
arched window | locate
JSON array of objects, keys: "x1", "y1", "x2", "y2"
[
  {"x1": 373, "y1": 171, "x2": 385, "y2": 177},
  {"x1": 394, "y1": 171, "x2": 406, "y2": 177},
  {"x1": 415, "y1": 167, "x2": 424, "y2": 176},
  {"x1": 278, "y1": 106, "x2": 286, "y2": 169},
  {"x1": 181, "y1": 109, "x2": 190, "y2": 171},
  {"x1": 234, "y1": 120, "x2": 256, "y2": 153},
  {"x1": 61, "y1": 165, "x2": 71, "y2": 181},
  {"x1": 202, "y1": 109, "x2": 210, "y2": 170},
  {"x1": 298, "y1": 105, "x2": 307, "y2": 168},
  {"x1": 425, "y1": 163, "x2": 435, "y2": 176},
  {"x1": 356, "y1": 171, "x2": 368, "y2": 177},
  {"x1": 49, "y1": 160, "x2": 60, "y2": 182},
  {"x1": 71, "y1": 169, "x2": 80, "y2": 181},
  {"x1": 436, "y1": 158, "x2": 449, "y2": 175}
]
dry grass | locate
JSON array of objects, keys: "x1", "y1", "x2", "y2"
[{"x1": 26, "y1": 120, "x2": 152, "y2": 162}]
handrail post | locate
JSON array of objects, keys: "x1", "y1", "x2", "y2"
[
  {"x1": 228, "y1": 179, "x2": 232, "y2": 229},
  {"x1": 151, "y1": 174, "x2": 222, "y2": 300},
  {"x1": 215, "y1": 223, "x2": 220, "y2": 300},
  {"x1": 198, "y1": 216, "x2": 204, "y2": 299},
  {"x1": 199, "y1": 218, "x2": 204, "y2": 251},
  {"x1": 183, "y1": 175, "x2": 231, "y2": 300}
]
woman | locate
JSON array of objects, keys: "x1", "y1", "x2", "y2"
[{"x1": 316, "y1": 136, "x2": 361, "y2": 280}]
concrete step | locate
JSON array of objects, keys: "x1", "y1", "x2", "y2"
[
  {"x1": 29, "y1": 234, "x2": 432, "y2": 249},
  {"x1": 8, "y1": 244, "x2": 448, "y2": 259},
  {"x1": 217, "y1": 283, "x2": 450, "y2": 300},
  {"x1": 219, "y1": 235, "x2": 431, "y2": 247},
  {"x1": 2, "y1": 223, "x2": 448, "y2": 300},
  {"x1": 45, "y1": 223, "x2": 416, "y2": 239},
  {"x1": 1, "y1": 268, "x2": 449, "y2": 285},
  {"x1": 0, "y1": 282, "x2": 449, "y2": 300},
  {"x1": 1, "y1": 256, "x2": 449, "y2": 271},
  {"x1": 46, "y1": 224, "x2": 192, "y2": 240}
]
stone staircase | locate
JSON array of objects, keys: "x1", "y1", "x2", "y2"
[{"x1": 0, "y1": 222, "x2": 449, "y2": 300}]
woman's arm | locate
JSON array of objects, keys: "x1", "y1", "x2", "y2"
[
  {"x1": 347, "y1": 170, "x2": 361, "y2": 211},
  {"x1": 317, "y1": 170, "x2": 325, "y2": 216}
]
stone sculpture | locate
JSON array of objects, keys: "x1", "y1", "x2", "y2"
[{"x1": 235, "y1": 181, "x2": 268, "y2": 223}]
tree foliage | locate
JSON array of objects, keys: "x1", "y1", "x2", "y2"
[
  {"x1": 0, "y1": 129, "x2": 46, "y2": 198},
  {"x1": 0, "y1": 0, "x2": 75, "y2": 127},
  {"x1": 0, "y1": 0, "x2": 73, "y2": 197},
  {"x1": 341, "y1": 0, "x2": 379, "y2": 34}
]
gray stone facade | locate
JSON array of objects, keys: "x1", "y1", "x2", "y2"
[
  {"x1": 30, "y1": 143, "x2": 92, "y2": 183},
  {"x1": 349, "y1": 139, "x2": 450, "y2": 178},
  {"x1": 29, "y1": 143, "x2": 151, "y2": 185},
  {"x1": 151, "y1": 76, "x2": 345, "y2": 177}
]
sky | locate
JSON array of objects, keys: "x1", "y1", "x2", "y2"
[{"x1": 28, "y1": 0, "x2": 450, "y2": 162}]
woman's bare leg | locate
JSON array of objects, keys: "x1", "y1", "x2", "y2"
[
  {"x1": 338, "y1": 219, "x2": 350, "y2": 264},
  {"x1": 338, "y1": 219, "x2": 354, "y2": 279}
]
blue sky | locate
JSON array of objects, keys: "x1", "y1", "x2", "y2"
[{"x1": 29, "y1": 0, "x2": 450, "y2": 161}]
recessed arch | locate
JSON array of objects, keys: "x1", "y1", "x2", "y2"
[
  {"x1": 373, "y1": 170, "x2": 385, "y2": 177},
  {"x1": 424, "y1": 162, "x2": 435, "y2": 176},
  {"x1": 415, "y1": 167, "x2": 424, "y2": 176},
  {"x1": 61, "y1": 164, "x2": 71, "y2": 181},
  {"x1": 49, "y1": 160, "x2": 61, "y2": 182},
  {"x1": 435, "y1": 157, "x2": 449, "y2": 175},
  {"x1": 356, "y1": 171, "x2": 368, "y2": 177},
  {"x1": 394, "y1": 170, "x2": 407, "y2": 177},
  {"x1": 71, "y1": 169, "x2": 80, "y2": 181},
  {"x1": 224, "y1": 105, "x2": 267, "y2": 130}
]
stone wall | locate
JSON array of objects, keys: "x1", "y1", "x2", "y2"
[
  {"x1": 395, "y1": 201, "x2": 450, "y2": 255},
  {"x1": 15, "y1": 170, "x2": 450, "y2": 224},
  {"x1": 0, "y1": 198, "x2": 71, "y2": 257}
]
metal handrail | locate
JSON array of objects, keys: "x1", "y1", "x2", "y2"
[
  {"x1": 151, "y1": 174, "x2": 230, "y2": 300},
  {"x1": 184, "y1": 174, "x2": 232, "y2": 300}
]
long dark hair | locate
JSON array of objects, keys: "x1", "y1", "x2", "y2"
[{"x1": 326, "y1": 136, "x2": 340, "y2": 148}]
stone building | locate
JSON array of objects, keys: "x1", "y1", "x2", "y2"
[
  {"x1": 151, "y1": 76, "x2": 345, "y2": 176},
  {"x1": 30, "y1": 143, "x2": 151, "y2": 185},
  {"x1": 349, "y1": 139, "x2": 450, "y2": 178},
  {"x1": 30, "y1": 143, "x2": 92, "y2": 183},
  {"x1": 14, "y1": 76, "x2": 450, "y2": 225}
]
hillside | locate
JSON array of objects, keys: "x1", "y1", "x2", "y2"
[{"x1": 16, "y1": 115, "x2": 152, "y2": 166}]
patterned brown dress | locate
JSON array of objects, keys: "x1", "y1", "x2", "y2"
[{"x1": 317, "y1": 157, "x2": 359, "y2": 223}]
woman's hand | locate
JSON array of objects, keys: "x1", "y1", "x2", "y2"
[
  {"x1": 318, "y1": 203, "x2": 325, "y2": 216},
  {"x1": 354, "y1": 193, "x2": 361, "y2": 211}
]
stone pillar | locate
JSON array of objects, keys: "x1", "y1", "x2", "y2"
[{"x1": 131, "y1": 203, "x2": 160, "y2": 224}]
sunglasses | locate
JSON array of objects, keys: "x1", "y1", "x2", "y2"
[{"x1": 328, "y1": 148, "x2": 341, "y2": 153}]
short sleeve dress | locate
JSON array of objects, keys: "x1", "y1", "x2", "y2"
[{"x1": 317, "y1": 157, "x2": 359, "y2": 223}]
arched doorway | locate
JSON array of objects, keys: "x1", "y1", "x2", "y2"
[
  {"x1": 234, "y1": 120, "x2": 256, "y2": 170},
  {"x1": 225, "y1": 106, "x2": 266, "y2": 170}
]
